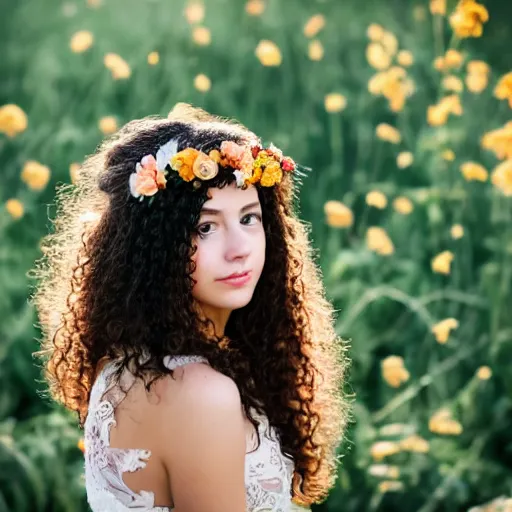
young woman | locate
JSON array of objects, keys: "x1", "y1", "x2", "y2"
[{"x1": 32, "y1": 103, "x2": 349, "y2": 511}]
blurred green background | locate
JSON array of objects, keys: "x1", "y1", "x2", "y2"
[{"x1": 1, "y1": 0, "x2": 512, "y2": 510}]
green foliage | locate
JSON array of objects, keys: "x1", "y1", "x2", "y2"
[{"x1": 1, "y1": 0, "x2": 511, "y2": 511}]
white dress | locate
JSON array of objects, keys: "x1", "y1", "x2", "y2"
[{"x1": 84, "y1": 354, "x2": 309, "y2": 512}]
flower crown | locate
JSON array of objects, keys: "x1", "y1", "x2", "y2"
[{"x1": 129, "y1": 138, "x2": 296, "y2": 203}]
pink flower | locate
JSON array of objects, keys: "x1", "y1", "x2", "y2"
[
  {"x1": 281, "y1": 157, "x2": 296, "y2": 172},
  {"x1": 129, "y1": 154, "x2": 167, "y2": 198},
  {"x1": 220, "y1": 141, "x2": 246, "y2": 167}
]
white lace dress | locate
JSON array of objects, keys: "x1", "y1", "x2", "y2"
[{"x1": 84, "y1": 355, "x2": 310, "y2": 512}]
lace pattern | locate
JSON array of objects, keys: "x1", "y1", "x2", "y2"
[{"x1": 84, "y1": 355, "x2": 306, "y2": 511}]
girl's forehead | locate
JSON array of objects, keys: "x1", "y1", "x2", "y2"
[{"x1": 203, "y1": 183, "x2": 260, "y2": 208}]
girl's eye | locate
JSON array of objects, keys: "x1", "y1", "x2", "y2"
[
  {"x1": 197, "y1": 223, "x2": 214, "y2": 237},
  {"x1": 242, "y1": 213, "x2": 262, "y2": 225}
]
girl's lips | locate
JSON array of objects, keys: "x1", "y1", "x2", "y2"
[{"x1": 217, "y1": 271, "x2": 252, "y2": 286}]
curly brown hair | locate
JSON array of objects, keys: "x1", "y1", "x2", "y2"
[{"x1": 30, "y1": 103, "x2": 350, "y2": 507}]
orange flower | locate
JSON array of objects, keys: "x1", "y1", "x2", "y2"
[
  {"x1": 245, "y1": 0, "x2": 265, "y2": 16},
  {"x1": 381, "y1": 356, "x2": 410, "y2": 388},
  {"x1": 324, "y1": 93, "x2": 347, "y2": 113},
  {"x1": 432, "y1": 318, "x2": 459, "y2": 343},
  {"x1": 0, "y1": 104, "x2": 28, "y2": 138},
  {"x1": 255, "y1": 40, "x2": 282, "y2": 66},
  {"x1": 170, "y1": 148, "x2": 200, "y2": 182},
  {"x1": 70, "y1": 30, "x2": 94, "y2": 53},
  {"x1": 491, "y1": 160, "x2": 512, "y2": 196},
  {"x1": 260, "y1": 160, "x2": 283, "y2": 187},
  {"x1": 431, "y1": 250, "x2": 454, "y2": 274},
  {"x1": 366, "y1": 227, "x2": 394, "y2": 255},
  {"x1": 303, "y1": 14, "x2": 325, "y2": 38},
  {"x1": 130, "y1": 154, "x2": 168, "y2": 197},
  {"x1": 21, "y1": 160, "x2": 51, "y2": 190},
  {"x1": 460, "y1": 161, "x2": 488, "y2": 181},
  {"x1": 494, "y1": 72, "x2": 512, "y2": 108},
  {"x1": 481, "y1": 122, "x2": 512, "y2": 160},
  {"x1": 5, "y1": 198, "x2": 24, "y2": 219},
  {"x1": 324, "y1": 200, "x2": 354, "y2": 228},
  {"x1": 449, "y1": 0, "x2": 489, "y2": 38},
  {"x1": 77, "y1": 438, "x2": 86, "y2": 453}
]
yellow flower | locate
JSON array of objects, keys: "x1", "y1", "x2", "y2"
[
  {"x1": 245, "y1": 0, "x2": 265, "y2": 16},
  {"x1": 400, "y1": 435, "x2": 430, "y2": 453},
  {"x1": 442, "y1": 149, "x2": 456, "y2": 161},
  {"x1": 99, "y1": 116, "x2": 117, "y2": 135},
  {"x1": 324, "y1": 200, "x2": 354, "y2": 228},
  {"x1": 434, "y1": 49, "x2": 464, "y2": 71},
  {"x1": 367, "y1": 23, "x2": 385, "y2": 41},
  {"x1": 260, "y1": 160, "x2": 283, "y2": 187},
  {"x1": 171, "y1": 148, "x2": 201, "y2": 182},
  {"x1": 194, "y1": 73, "x2": 211, "y2": 92},
  {"x1": 255, "y1": 40, "x2": 282, "y2": 67},
  {"x1": 308, "y1": 40, "x2": 324, "y2": 61},
  {"x1": 397, "y1": 151, "x2": 414, "y2": 169},
  {"x1": 184, "y1": 1, "x2": 205, "y2": 24},
  {"x1": 393, "y1": 196, "x2": 414, "y2": 215},
  {"x1": 5, "y1": 199, "x2": 24, "y2": 219},
  {"x1": 494, "y1": 72, "x2": 512, "y2": 108},
  {"x1": 366, "y1": 190, "x2": 388, "y2": 209},
  {"x1": 192, "y1": 26, "x2": 211, "y2": 46},
  {"x1": 0, "y1": 104, "x2": 28, "y2": 138},
  {"x1": 427, "y1": 95, "x2": 463, "y2": 126},
  {"x1": 491, "y1": 160, "x2": 512, "y2": 196},
  {"x1": 443, "y1": 75, "x2": 464, "y2": 93},
  {"x1": 476, "y1": 366, "x2": 492, "y2": 380},
  {"x1": 192, "y1": 152, "x2": 219, "y2": 180},
  {"x1": 367, "y1": 227, "x2": 394, "y2": 255},
  {"x1": 147, "y1": 51, "x2": 159, "y2": 65},
  {"x1": 430, "y1": 0, "x2": 446, "y2": 15},
  {"x1": 451, "y1": 224, "x2": 464, "y2": 239},
  {"x1": 303, "y1": 14, "x2": 325, "y2": 38},
  {"x1": 460, "y1": 161, "x2": 488, "y2": 181},
  {"x1": 367, "y1": 67, "x2": 412, "y2": 112},
  {"x1": 379, "y1": 481, "x2": 404, "y2": 493},
  {"x1": 70, "y1": 163, "x2": 81, "y2": 184},
  {"x1": 481, "y1": 122, "x2": 512, "y2": 160},
  {"x1": 380, "y1": 31, "x2": 398, "y2": 57},
  {"x1": 381, "y1": 355, "x2": 410, "y2": 388},
  {"x1": 21, "y1": 160, "x2": 51, "y2": 190},
  {"x1": 432, "y1": 318, "x2": 459, "y2": 343},
  {"x1": 324, "y1": 93, "x2": 347, "y2": 113},
  {"x1": 77, "y1": 438, "x2": 85, "y2": 453},
  {"x1": 466, "y1": 71, "x2": 488, "y2": 93},
  {"x1": 449, "y1": 0, "x2": 489, "y2": 38},
  {"x1": 368, "y1": 464, "x2": 401, "y2": 479},
  {"x1": 104, "y1": 53, "x2": 131, "y2": 80},
  {"x1": 370, "y1": 441, "x2": 401, "y2": 461},
  {"x1": 467, "y1": 60, "x2": 490, "y2": 75},
  {"x1": 431, "y1": 250, "x2": 454, "y2": 274},
  {"x1": 429, "y1": 409, "x2": 463, "y2": 435},
  {"x1": 376, "y1": 123, "x2": 401, "y2": 144},
  {"x1": 397, "y1": 50, "x2": 414, "y2": 67},
  {"x1": 366, "y1": 43, "x2": 391, "y2": 70},
  {"x1": 70, "y1": 30, "x2": 94, "y2": 53}
]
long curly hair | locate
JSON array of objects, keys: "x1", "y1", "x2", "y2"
[{"x1": 30, "y1": 103, "x2": 350, "y2": 507}]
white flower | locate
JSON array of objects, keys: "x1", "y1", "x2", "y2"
[
  {"x1": 156, "y1": 138, "x2": 178, "y2": 171},
  {"x1": 233, "y1": 169, "x2": 246, "y2": 187}
]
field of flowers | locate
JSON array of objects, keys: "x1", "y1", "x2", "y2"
[{"x1": 1, "y1": 0, "x2": 512, "y2": 510}]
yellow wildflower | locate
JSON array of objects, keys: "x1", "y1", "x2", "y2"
[
  {"x1": 303, "y1": 14, "x2": 325, "y2": 38},
  {"x1": 434, "y1": 49, "x2": 464, "y2": 71},
  {"x1": 147, "y1": 52, "x2": 159, "y2": 65},
  {"x1": 324, "y1": 200, "x2": 354, "y2": 228},
  {"x1": 466, "y1": 71, "x2": 488, "y2": 93},
  {"x1": 366, "y1": 43, "x2": 391, "y2": 70},
  {"x1": 427, "y1": 95, "x2": 463, "y2": 126},
  {"x1": 368, "y1": 68, "x2": 410, "y2": 112},
  {"x1": 397, "y1": 50, "x2": 414, "y2": 67},
  {"x1": 171, "y1": 148, "x2": 201, "y2": 182},
  {"x1": 494, "y1": 72, "x2": 512, "y2": 108},
  {"x1": 245, "y1": 0, "x2": 265, "y2": 16},
  {"x1": 78, "y1": 438, "x2": 85, "y2": 453},
  {"x1": 467, "y1": 60, "x2": 490, "y2": 75},
  {"x1": 432, "y1": 318, "x2": 459, "y2": 343},
  {"x1": 393, "y1": 196, "x2": 414, "y2": 215},
  {"x1": 0, "y1": 104, "x2": 28, "y2": 138},
  {"x1": 194, "y1": 74, "x2": 211, "y2": 92},
  {"x1": 442, "y1": 149, "x2": 456, "y2": 161},
  {"x1": 308, "y1": 40, "x2": 324, "y2": 61},
  {"x1": 192, "y1": 26, "x2": 211, "y2": 46},
  {"x1": 260, "y1": 160, "x2": 283, "y2": 187},
  {"x1": 255, "y1": 40, "x2": 282, "y2": 67},
  {"x1": 397, "y1": 151, "x2": 414, "y2": 169},
  {"x1": 70, "y1": 30, "x2": 94, "y2": 53},
  {"x1": 481, "y1": 122, "x2": 512, "y2": 160},
  {"x1": 104, "y1": 53, "x2": 131, "y2": 80},
  {"x1": 70, "y1": 163, "x2": 81, "y2": 184},
  {"x1": 379, "y1": 481, "x2": 404, "y2": 493},
  {"x1": 460, "y1": 161, "x2": 488, "y2": 181},
  {"x1": 400, "y1": 435, "x2": 430, "y2": 453},
  {"x1": 99, "y1": 116, "x2": 118, "y2": 135},
  {"x1": 429, "y1": 409, "x2": 463, "y2": 435},
  {"x1": 21, "y1": 160, "x2": 51, "y2": 190},
  {"x1": 476, "y1": 366, "x2": 492, "y2": 380},
  {"x1": 376, "y1": 123, "x2": 401, "y2": 144},
  {"x1": 449, "y1": 0, "x2": 489, "y2": 38},
  {"x1": 367, "y1": 23, "x2": 385, "y2": 41},
  {"x1": 491, "y1": 160, "x2": 512, "y2": 196},
  {"x1": 368, "y1": 464, "x2": 400, "y2": 479},
  {"x1": 5, "y1": 199, "x2": 24, "y2": 219},
  {"x1": 380, "y1": 31, "x2": 398, "y2": 57},
  {"x1": 430, "y1": 0, "x2": 446, "y2": 15},
  {"x1": 371, "y1": 441, "x2": 401, "y2": 461},
  {"x1": 443, "y1": 75, "x2": 464, "y2": 93},
  {"x1": 367, "y1": 227, "x2": 394, "y2": 255},
  {"x1": 324, "y1": 93, "x2": 347, "y2": 113},
  {"x1": 184, "y1": 1, "x2": 205, "y2": 24},
  {"x1": 451, "y1": 224, "x2": 464, "y2": 239},
  {"x1": 381, "y1": 355, "x2": 410, "y2": 388},
  {"x1": 431, "y1": 250, "x2": 454, "y2": 274},
  {"x1": 366, "y1": 190, "x2": 388, "y2": 209}
]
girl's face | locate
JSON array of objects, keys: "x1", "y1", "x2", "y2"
[{"x1": 190, "y1": 182, "x2": 266, "y2": 334}]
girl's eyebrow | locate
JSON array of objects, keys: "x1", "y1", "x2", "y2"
[{"x1": 200, "y1": 201, "x2": 261, "y2": 216}]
